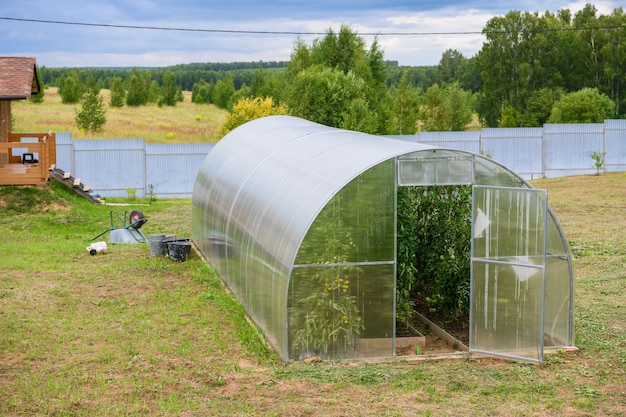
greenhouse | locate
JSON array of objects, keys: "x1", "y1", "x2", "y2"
[{"x1": 192, "y1": 116, "x2": 574, "y2": 364}]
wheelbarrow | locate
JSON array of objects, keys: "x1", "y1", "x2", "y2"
[{"x1": 91, "y1": 210, "x2": 148, "y2": 244}]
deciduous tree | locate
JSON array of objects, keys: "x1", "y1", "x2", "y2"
[
  {"x1": 548, "y1": 88, "x2": 615, "y2": 123},
  {"x1": 285, "y1": 25, "x2": 389, "y2": 133},
  {"x1": 389, "y1": 71, "x2": 419, "y2": 134},
  {"x1": 419, "y1": 83, "x2": 473, "y2": 131},
  {"x1": 288, "y1": 65, "x2": 377, "y2": 132}
]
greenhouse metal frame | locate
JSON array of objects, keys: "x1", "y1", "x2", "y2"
[{"x1": 192, "y1": 116, "x2": 574, "y2": 364}]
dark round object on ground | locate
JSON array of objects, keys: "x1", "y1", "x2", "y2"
[{"x1": 129, "y1": 210, "x2": 146, "y2": 229}]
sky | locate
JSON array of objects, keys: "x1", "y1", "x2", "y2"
[{"x1": 0, "y1": 0, "x2": 619, "y2": 68}]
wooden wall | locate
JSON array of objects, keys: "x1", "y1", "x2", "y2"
[{"x1": 0, "y1": 100, "x2": 9, "y2": 167}]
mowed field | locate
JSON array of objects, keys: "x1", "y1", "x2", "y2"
[
  {"x1": 1, "y1": 90, "x2": 626, "y2": 415},
  {"x1": 11, "y1": 87, "x2": 228, "y2": 144}
]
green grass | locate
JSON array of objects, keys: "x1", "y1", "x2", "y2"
[
  {"x1": 11, "y1": 87, "x2": 228, "y2": 144},
  {"x1": 1, "y1": 172, "x2": 626, "y2": 415}
]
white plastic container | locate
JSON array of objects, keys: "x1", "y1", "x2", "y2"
[{"x1": 86, "y1": 241, "x2": 107, "y2": 256}]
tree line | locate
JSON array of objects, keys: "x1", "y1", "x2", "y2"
[{"x1": 36, "y1": 3, "x2": 625, "y2": 134}]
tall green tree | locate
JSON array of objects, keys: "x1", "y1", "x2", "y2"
[
  {"x1": 126, "y1": 68, "x2": 148, "y2": 106},
  {"x1": 161, "y1": 70, "x2": 178, "y2": 106},
  {"x1": 438, "y1": 49, "x2": 465, "y2": 85},
  {"x1": 419, "y1": 83, "x2": 473, "y2": 131},
  {"x1": 75, "y1": 84, "x2": 107, "y2": 132},
  {"x1": 446, "y1": 83, "x2": 474, "y2": 131},
  {"x1": 288, "y1": 65, "x2": 377, "y2": 132},
  {"x1": 476, "y1": 10, "x2": 567, "y2": 126},
  {"x1": 419, "y1": 84, "x2": 447, "y2": 131},
  {"x1": 260, "y1": 71, "x2": 289, "y2": 106},
  {"x1": 573, "y1": 5, "x2": 605, "y2": 89},
  {"x1": 457, "y1": 56, "x2": 482, "y2": 93},
  {"x1": 58, "y1": 70, "x2": 83, "y2": 104},
  {"x1": 191, "y1": 79, "x2": 214, "y2": 104},
  {"x1": 213, "y1": 73, "x2": 235, "y2": 109},
  {"x1": 147, "y1": 79, "x2": 161, "y2": 103},
  {"x1": 390, "y1": 71, "x2": 420, "y2": 134},
  {"x1": 519, "y1": 87, "x2": 564, "y2": 126},
  {"x1": 109, "y1": 77, "x2": 125, "y2": 107},
  {"x1": 597, "y1": 7, "x2": 626, "y2": 117},
  {"x1": 285, "y1": 25, "x2": 389, "y2": 133}
]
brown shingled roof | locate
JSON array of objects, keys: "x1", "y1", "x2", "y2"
[{"x1": 0, "y1": 57, "x2": 40, "y2": 100}]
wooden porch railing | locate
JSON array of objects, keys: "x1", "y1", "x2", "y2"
[{"x1": 0, "y1": 132, "x2": 56, "y2": 186}]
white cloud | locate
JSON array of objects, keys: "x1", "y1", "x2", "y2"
[{"x1": 2, "y1": 0, "x2": 623, "y2": 67}]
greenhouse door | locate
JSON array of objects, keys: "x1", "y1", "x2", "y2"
[{"x1": 469, "y1": 186, "x2": 548, "y2": 364}]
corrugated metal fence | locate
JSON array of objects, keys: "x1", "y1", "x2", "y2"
[
  {"x1": 386, "y1": 120, "x2": 626, "y2": 180},
  {"x1": 50, "y1": 120, "x2": 625, "y2": 198},
  {"x1": 55, "y1": 133, "x2": 213, "y2": 198}
]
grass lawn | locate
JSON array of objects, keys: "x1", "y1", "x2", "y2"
[
  {"x1": 11, "y1": 87, "x2": 228, "y2": 144},
  {"x1": 0, "y1": 171, "x2": 625, "y2": 416}
]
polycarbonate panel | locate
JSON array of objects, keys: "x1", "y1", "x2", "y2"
[
  {"x1": 544, "y1": 211, "x2": 574, "y2": 347},
  {"x1": 295, "y1": 160, "x2": 395, "y2": 265},
  {"x1": 471, "y1": 261, "x2": 545, "y2": 361},
  {"x1": 288, "y1": 264, "x2": 395, "y2": 361},
  {"x1": 289, "y1": 162, "x2": 395, "y2": 361},
  {"x1": 398, "y1": 153, "x2": 473, "y2": 185},
  {"x1": 544, "y1": 256, "x2": 573, "y2": 347},
  {"x1": 470, "y1": 186, "x2": 548, "y2": 363},
  {"x1": 474, "y1": 156, "x2": 526, "y2": 188},
  {"x1": 472, "y1": 187, "x2": 548, "y2": 260}
]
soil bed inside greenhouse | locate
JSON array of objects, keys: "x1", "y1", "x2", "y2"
[{"x1": 396, "y1": 303, "x2": 470, "y2": 356}]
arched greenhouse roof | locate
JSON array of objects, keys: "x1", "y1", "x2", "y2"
[
  {"x1": 192, "y1": 116, "x2": 574, "y2": 363},
  {"x1": 194, "y1": 115, "x2": 436, "y2": 270}
]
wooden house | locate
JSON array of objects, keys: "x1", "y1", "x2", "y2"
[{"x1": 0, "y1": 57, "x2": 56, "y2": 186}]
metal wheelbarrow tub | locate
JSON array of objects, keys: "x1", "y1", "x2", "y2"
[{"x1": 91, "y1": 210, "x2": 148, "y2": 244}]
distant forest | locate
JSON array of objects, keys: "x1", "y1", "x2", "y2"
[
  {"x1": 36, "y1": 3, "x2": 626, "y2": 131},
  {"x1": 39, "y1": 60, "x2": 412, "y2": 92}
]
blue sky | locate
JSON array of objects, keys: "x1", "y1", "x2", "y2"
[{"x1": 0, "y1": 1, "x2": 619, "y2": 67}]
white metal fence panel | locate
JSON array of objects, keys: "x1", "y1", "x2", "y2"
[
  {"x1": 146, "y1": 144, "x2": 213, "y2": 198},
  {"x1": 54, "y1": 133, "x2": 73, "y2": 172},
  {"x1": 544, "y1": 123, "x2": 605, "y2": 178},
  {"x1": 52, "y1": 121, "x2": 626, "y2": 199},
  {"x1": 604, "y1": 120, "x2": 626, "y2": 173},
  {"x1": 73, "y1": 139, "x2": 145, "y2": 198},
  {"x1": 418, "y1": 131, "x2": 481, "y2": 154},
  {"x1": 386, "y1": 132, "x2": 480, "y2": 153},
  {"x1": 482, "y1": 128, "x2": 544, "y2": 180}
]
